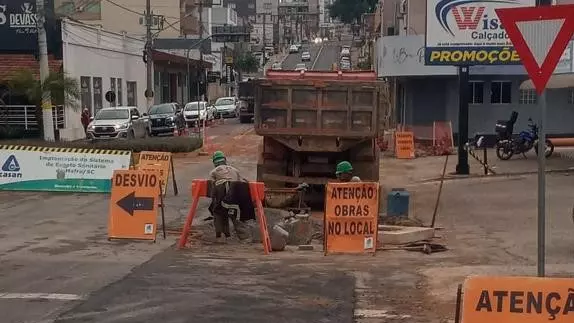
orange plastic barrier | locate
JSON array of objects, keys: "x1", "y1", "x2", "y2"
[
  {"x1": 462, "y1": 276, "x2": 574, "y2": 323},
  {"x1": 108, "y1": 169, "x2": 161, "y2": 241},
  {"x1": 324, "y1": 182, "x2": 379, "y2": 255},
  {"x1": 395, "y1": 131, "x2": 415, "y2": 159},
  {"x1": 177, "y1": 179, "x2": 272, "y2": 254},
  {"x1": 549, "y1": 138, "x2": 574, "y2": 146}
]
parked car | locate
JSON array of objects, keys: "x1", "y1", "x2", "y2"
[
  {"x1": 295, "y1": 63, "x2": 307, "y2": 71},
  {"x1": 340, "y1": 60, "x2": 351, "y2": 70},
  {"x1": 301, "y1": 51, "x2": 311, "y2": 61},
  {"x1": 148, "y1": 102, "x2": 182, "y2": 136},
  {"x1": 340, "y1": 45, "x2": 350, "y2": 57},
  {"x1": 289, "y1": 44, "x2": 299, "y2": 53},
  {"x1": 183, "y1": 101, "x2": 215, "y2": 127},
  {"x1": 86, "y1": 107, "x2": 149, "y2": 140},
  {"x1": 214, "y1": 96, "x2": 238, "y2": 118}
]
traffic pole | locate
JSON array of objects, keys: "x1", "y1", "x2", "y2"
[{"x1": 537, "y1": 90, "x2": 547, "y2": 277}]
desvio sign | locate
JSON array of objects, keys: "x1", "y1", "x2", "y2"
[
  {"x1": 424, "y1": 0, "x2": 535, "y2": 65},
  {"x1": 462, "y1": 276, "x2": 574, "y2": 323},
  {"x1": 0, "y1": 0, "x2": 60, "y2": 53}
]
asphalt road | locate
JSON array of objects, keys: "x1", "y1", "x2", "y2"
[{"x1": 281, "y1": 42, "x2": 341, "y2": 71}]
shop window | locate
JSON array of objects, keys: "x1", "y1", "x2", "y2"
[
  {"x1": 110, "y1": 78, "x2": 116, "y2": 107},
  {"x1": 127, "y1": 81, "x2": 137, "y2": 106},
  {"x1": 490, "y1": 81, "x2": 512, "y2": 104},
  {"x1": 80, "y1": 76, "x2": 92, "y2": 114},
  {"x1": 519, "y1": 89, "x2": 537, "y2": 105},
  {"x1": 468, "y1": 81, "x2": 484, "y2": 104},
  {"x1": 93, "y1": 77, "x2": 103, "y2": 113},
  {"x1": 568, "y1": 88, "x2": 574, "y2": 104},
  {"x1": 117, "y1": 78, "x2": 123, "y2": 106}
]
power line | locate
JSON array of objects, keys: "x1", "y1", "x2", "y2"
[{"x1": 102, "y1": 0, "x2": 144, "y2": 16}]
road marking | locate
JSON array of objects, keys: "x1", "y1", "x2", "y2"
[
  {"x1": 354, "y1": 309, "x2": 412, "y2": 319},
  {"x1": 311, "y1": 44, "x2": 325, "y2": 70},
  {"x1": 0, "y1": 293, "x2": 86, "y2": 301}
]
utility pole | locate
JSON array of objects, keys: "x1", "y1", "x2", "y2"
[
  {"x1": 145, "y1": 0, "x2": 153, "y2": 111},
  {"x1": 198, "y1": 0, "x2": 204, "y2": 102},
  {"x1": 36, "y1": 0, "x2": 55, "y2": 141},
  {"x1": 262, "y1": 13, "x2": 267, "y2": 66}
]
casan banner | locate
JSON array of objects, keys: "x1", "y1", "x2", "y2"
[
  {"x1": 0, "y1": 145, "x2": 131, "y2": 192},
  {"x1": 425, "y1": 0, "x2": 535, "y2": 65}
]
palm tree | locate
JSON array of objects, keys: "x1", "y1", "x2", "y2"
[{"x1": 8, "y1": 69, "x2": 80, "y2": 140}]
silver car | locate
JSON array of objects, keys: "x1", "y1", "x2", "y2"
[
  {"x1": 214, "y1": 97, "x2": 238, "y2": 118},
  {"x1": 86, "y1": 107, "x2": 149, "y2": 140}
]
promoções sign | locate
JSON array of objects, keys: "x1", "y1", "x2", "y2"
[{"x1": 425, "y1": 0, "x2": 535, "y2": 65}]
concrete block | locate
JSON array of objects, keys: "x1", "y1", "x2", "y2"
[{"x1": 378, "y1": 225, "x2": 435, "y2": 245}]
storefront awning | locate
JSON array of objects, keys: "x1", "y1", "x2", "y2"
[
  {"x1": 152, "y1": 50, "x2": 212, "y2": 69},
  {"x1": 520, "y1": 74, "x2": 574, "y2": 90}
]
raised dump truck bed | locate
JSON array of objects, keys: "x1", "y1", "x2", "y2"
[{"x1": 255, "y1": 70, "x2": 383, "y2": 201}]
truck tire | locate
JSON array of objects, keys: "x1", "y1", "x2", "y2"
[{"x1": 239, "y1": 115, "x2": 251, "y2": 124}]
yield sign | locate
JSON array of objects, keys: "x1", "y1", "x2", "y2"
[{"x1": 496, "y1": 5, "x2": 574, "y2": 95}]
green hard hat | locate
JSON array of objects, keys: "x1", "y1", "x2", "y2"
[
  {"x1": 336, "y1": 161, "x2": 353, "y2": 175},
  {"x1": 212, "y1": 150, "x2": 226, "y2": 163}
]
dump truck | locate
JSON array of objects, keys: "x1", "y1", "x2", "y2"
[
  {"x1": 238, "y1": 80, "x2": 255, "y2": 123},
  {"x1": 254, "y1": 70, "x2": 383, "y2": 206}
]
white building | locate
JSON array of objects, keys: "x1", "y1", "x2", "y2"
[{"x1": 60, "y1": 19, "x2": 147, "y2": 140}]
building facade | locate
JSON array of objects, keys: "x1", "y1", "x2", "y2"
[
  {"x1": 60, "y1": 19, "x2": 147, "y2": 140},
  {"x1": 375, "y1": 0, "x2": 574, "y2": 139}
]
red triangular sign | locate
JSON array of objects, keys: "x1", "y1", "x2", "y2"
[{"x1": 496, "y1": 5, "x2": 574, "y2": 95}]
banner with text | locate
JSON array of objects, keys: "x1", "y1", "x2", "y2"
[
  {"x1": 0, "y1": 145, "x2": 131, "y2": 192},
  {"x1": 425, "y1": 0, "x2": 535, "y2": 65},
  {"x1": 462, "y1": 276, "x2": 574, "y2": 323},
  {"x1": 324, "y1": 182, "x2": 379, "y2": 255}
]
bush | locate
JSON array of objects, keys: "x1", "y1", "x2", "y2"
[{"x1": 0, "y1": 136, "x2": 203, "y2": 153}]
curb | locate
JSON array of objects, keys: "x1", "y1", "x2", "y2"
[{"x1": 419, "y1": 168, "x2": 574, "y2": 184}]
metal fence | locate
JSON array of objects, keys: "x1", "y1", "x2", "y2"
[{"x1": 0, "y1": 105, "x2": 65, "y2": 130}]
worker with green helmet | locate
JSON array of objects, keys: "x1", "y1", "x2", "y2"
[
  {"x1": 336, "y1": 161, "x2": 361, "y2": 182},
  {"x1": 208, "y1": 150, "x2": 248, "y2": 243}
]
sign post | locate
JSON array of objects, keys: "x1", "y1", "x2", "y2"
[{"x1": 496, "y1": 4, "x2": 574, "y2": 277}]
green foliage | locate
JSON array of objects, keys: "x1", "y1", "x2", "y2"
[
  {"x1": 234, "y1": 52, "x2": 259, "y2": 73},
  {"x1": 328, "y1": 0, "x2": 378, "y2": 24},
  {"x1": 357, "y1": 60, "x2": 372, "y2": 70},
  {"x1": 0, "y1": 136, "x2": 203, "y2": 153},
  {"x1": 8, "y1": 69, "x2": 80, "y2": 108}
]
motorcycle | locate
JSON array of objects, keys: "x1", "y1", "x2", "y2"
[{"x1": 495, "y1": 118, "x2": 554, "y2": 160}]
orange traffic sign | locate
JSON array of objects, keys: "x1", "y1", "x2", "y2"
[
  {"x1": 462, "y1": 276, "x2": 574, "y2": 323},
  {"x1": 108, "y1": 169, "x2": 161, "y2": 241},
  {"x1": 138, "y1": 151, "x2": 172, "y2": 195},
  {"x1": 395, "y1": 131, "x2": 415, "y2": 159},
  {"x1": 324, "y1": 182, "x2": 379, "y2": 255}
]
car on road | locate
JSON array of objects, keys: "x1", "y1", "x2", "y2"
[
  {"x1": 295, "y1": 63, "x2": 307, "y2": 71},
  {"x1": 148, "y1": 102, "x2": 183, "y2": 136},
  {"x1": 301, "y1": 51, "x2": 311, "y2": 61},
  {"x1": 271, "y1": 62, "x2": 282, "y2": 70},
  {"x1": 183, "y1": 101, "x2": 215, "y2": 127},
  {"x1": 214, "y1": 96, "x2": 238, "y2": 118},
  {"x1": 289, "y1": 45, "x2": 299, "y2": 53},
  {"x1": 340, "y1": 46, "x2": 351, "y2": 57},
  {"x1": 87, "y1": 107, "x2": 149, "y2": 140}
]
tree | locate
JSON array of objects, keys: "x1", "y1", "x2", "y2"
[
  {"x1": 8, "y1": 69, "x2": 80, "y2": 140},
  {"x1": 234, "y1": 52, "x2": 259, "y2": 74},
  {"x1": 328, "y1": 0, "x2": 378, "y2": 24}
]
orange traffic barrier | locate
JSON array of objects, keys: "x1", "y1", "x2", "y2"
[
  {"x1": 395, "y1": 131, "x2": 415, "y2": 159},
  {"x1": 108, "y1": 169, "x2": 162, "y2": 241},
  {"x1": 177, "y1": 179, "x2": 272, "y2": 254},
  {"x1": 324, "y1": 182, "x2": 379, "y2": 255},
  {"x1": 461, "y1": 276, "x2": 574, "y2": 323},
  {"x1": 137, "y1": 151, "x2": 179, "y2": 196}
]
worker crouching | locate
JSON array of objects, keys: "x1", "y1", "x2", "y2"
[
  {"x1": 336, "y1": 161, "x2": 361, "y2": 182},
  {"x1": 208, "y1": 151, "x2": 253, "y2": 244}
]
